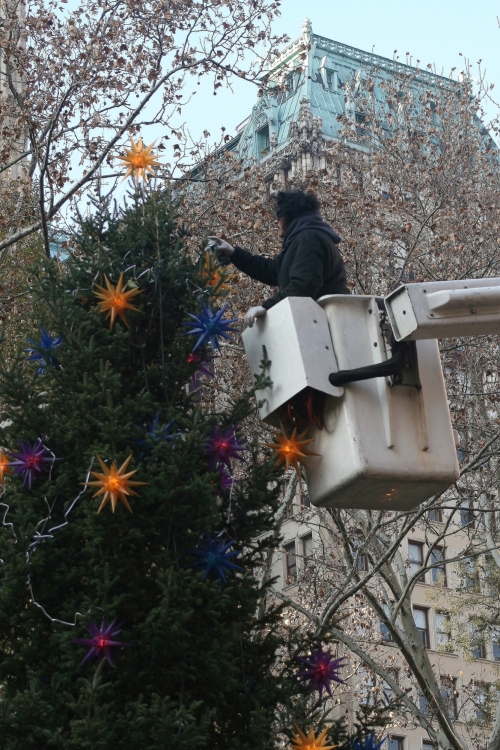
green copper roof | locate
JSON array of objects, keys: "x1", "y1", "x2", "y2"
[{"x1": 232, "y1": 19, "x2": 457, "y2": 165}]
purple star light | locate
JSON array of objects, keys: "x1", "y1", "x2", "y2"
[
  {"x1": 297, "y1": 643, "x2": 346, "y2": 698},
  {"x1": 203, "y1": 426, "x2": 246, "y2": 471},
  {"x1": 217, "y1": 466, "x2": 238, "y2": 493},
  {"x1": 187, "y1": 533, "x2": 244, "y2": 583},
  {"x1": 72, "y1": 618, "x2": 129, "y2": 666},
  {"x1": 183, "y1": 301, "x2": 237, "y2": 352},
  {"x1": 8, "y1": 436, "x2": 55, "y2": 489}
]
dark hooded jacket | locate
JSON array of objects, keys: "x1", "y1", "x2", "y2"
[{"x1": 230, "y1": 211, "x2": 350, "y2": 309}]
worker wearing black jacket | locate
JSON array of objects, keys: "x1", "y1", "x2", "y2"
[{"x1": 209, "y1": 190, "x2": 349, "y2": 327}]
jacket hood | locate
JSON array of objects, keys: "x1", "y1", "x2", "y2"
[{"x1": 282, "y1": 211, "x2": 341, "y2": 250}]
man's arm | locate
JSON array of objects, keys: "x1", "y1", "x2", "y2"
[
  {"x1": 230, "y1": 246, "x2": 279, "y2": 286},
  {"x1": 261, "y1": 230, "x2": 325, "y2": 310},
  {"x1": 207, "y1": 236, "x2": 279, "y2": 286}
]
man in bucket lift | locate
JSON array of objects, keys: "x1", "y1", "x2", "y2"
[{"x1": 209, "y1": 190, "x2": 350, "y2": 327}]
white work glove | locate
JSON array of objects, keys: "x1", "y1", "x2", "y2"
[
  {"x1": 244, "y1": 306, "x2": 267, "y2": 328},
  {"x1": 207, "y1": 236, "x2": 234, "y2": 262}
]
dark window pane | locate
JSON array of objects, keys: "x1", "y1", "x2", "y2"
[
  {"x1": 440, "y1": 677, "x2": 457, "y2": 719},
  {"x1": 413, "y1": 607, "x2": 429, "y2": 647},
  {"x1": 419, "y1": 689, "x2": 430, "y2": 715},
  {"x1": 428, "y1": 507, "x2": 443, "y2": 522},
  {"x1": 284, "y1": 542, "x2": 296, "y2": 581},
  {"x1": 431, "y1": 547, "x2": 446, "y2": 586},
  {"x1": 302, "y1": 534, "x2": 313, "y2": 562},
  {"x1": 380, "y1": 621, "x2": 393, "y2": 642},
  {"x1": 408, "y1": 541, "x2": 425, "y2": 582}
]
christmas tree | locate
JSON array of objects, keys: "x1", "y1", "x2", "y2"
[
  {"x1": 0, "y1": 187, "x2": 393, "y2": 749},
  {"x1": 0, "y1": 189, "x2": 287, "y2": 747}
]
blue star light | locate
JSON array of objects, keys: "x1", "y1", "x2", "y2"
[
  {"x1": 136, "y1": 414, "x2": 178, "y2": 454},
  {"x1": 352, "y1": 732, "x2": 386, "y2": 750},
  {"x1": 26, "y1": 329, "x2": 62, "y2": 375},
  {"x1": 187, "y1": 533, "x2": 244, "y2": 583},
  {"x1": 183, "y1": 302, "x2": 237, "y2": 352}
]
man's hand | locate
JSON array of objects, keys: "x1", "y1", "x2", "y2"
[
  {"x1": 244, "y1": 306, "x2": 267, "y2": 328},
  {"x1": 208, "y1": 236, "x2": 234, "y2": 261}
]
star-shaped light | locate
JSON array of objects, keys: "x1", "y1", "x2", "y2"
[
  {"x1": 187, "y1": 351, "x2": 214, "y2": 390},
  {"x1": 93, "y1": 273, "x2": 143, "y2": 330},
  {"x1": 199, "y1": 251, "x2": 236, "y2": 294},
  {"x1": 25, "y1": 328, "x2": 62, "y2": 375},
  {"x1": 117, "y1": 137, "x2": 162, "y2": 181},
  {"x1": 216, "y1": 466, "x2": 237, "y2": 493},
  {"x1": 351, "y1": 733, "x2": 386, "y2": 750},
  {"x1": 291, "y1": 726, "x2": 336, "y2": 750},
  {"x1": 297, "y1": 644, "x2": 346, "y2": 697},
  {"x1": 8, "y1": 437, "x2": 55, "y2": 490},
  {"x1": 136, "y1": 414, "x2": 178, "y2": 454},
  {"x1": 183, "y1": 301, "x2": 237, "y2": 352},
  {"x1": 203, "y1": 425, "x2": 246, "y2": 471},
  {"x1": 187, "y1": 351, "x2": 214, "y2": 377},
  {"x1": 265, "y1": 423, "x2": 319, "y2": 477},
  {"x1": 84, "y1": 455, "x2": 147, "y2": 513},
  {"x1": 187, "y1": 533, "x2": 244, "y2": 583},
  {"x1": 0, "y1": 449, "x2": 11, "y2": 484},
  {"x1": 72, "y1": 618, "x2": 129, "y2": 665}
]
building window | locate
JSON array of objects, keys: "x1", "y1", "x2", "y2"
[
  {"x1": 464, "y1": 559, "x2": 480, "y2": 592},
  {"x1": 474, "y1": 683, "x2": 490, "y2": 721},
  {"x1": 257, "y1": 125, "x2": 270, "y2": 156},
  {"x1": 380, "y1": 602, "x2": 394, "y2": 642},
  {"x1": 413, "y1": 606, "x2": 430, "y2": 648},
  {"x1": 408, "y1": 541, "x2": 425, "y2": 583},
  {"x1": 440, "y1": 676, "x2": 458, "y2": 719},
  {"x1": 358, "y1": 667, "x2": 375, "y2": 705},
  {"x1": 299, "y1": 480, "x2": 310, "y2": 508},
  {"x1": 428, "y1": 506, "x2": 443, "y2": 522},
  {"x1": 418, "y1": 688, "x2": 430, "y2": 716},
  {"x1": 382, "y1": 669, "x2": 399, "y2": 705},
  {"x1": 435, "y1": 613, "x2": 452, "y2": 652},
  {"x1": 422, "y1": 741, "x2": 435, "y2": 750},
  {"x1": 388, "y1": 738, "x2": 404, "y2": 750},
  {"x1": 355, "y1": 111, "x2": 369, "y2": 135},
  {"x1": 460, "y1": 500, "x2": 476, "y2": 528},
  {"x1": 492, "y1": 628, "x2": 500, "y2": 661},
  {"x1": 284, "y1": 541, "x2": 296, "y2": 582},
  {"x1": 324, "y1": 69, "x2": 337, "y2": 91},
  {"x1": 358, "y1": 552, "x2": 369, "y2": 571},
  {"x1": 301, "y1": 534, "x2": 313, "y2": 565},
  {"x1": 286, "y1": 73, "x2": 295, "y2": 96},
  {"x1": 431, "y1": 546, "x2": 447, "y2": 586},
  {"x1": 470, "y1": 622, "x2": 486, "y2": 659},
  {"x1": 282, "y1": 482, "x2": 294, "y2": 520},
  {"x1": 352, "y1": 530, "x2": 368, "y2": 571}
]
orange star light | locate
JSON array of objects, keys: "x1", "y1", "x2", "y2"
[
  {"x1": 0, "y1": 449, "x2": 11, "y2": 484},
  {"x1": 265, "y1": 423, "x2": 319, "y2": 477},
  {"x1": 200, "y1": 251, "x2": 236, "y2": 294},
  {"x1": 93, "y1": 273, "x2": 143, "y2": 330},
  {"x1": 84, "y1": 455, "x2": 147, "y2": 514},
  {"x1": 291, "y1": 726, "x2": 336, "y2": 750},
  {"x1": 117, "y1": 137, "x2": 162, "y2": 181}
]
